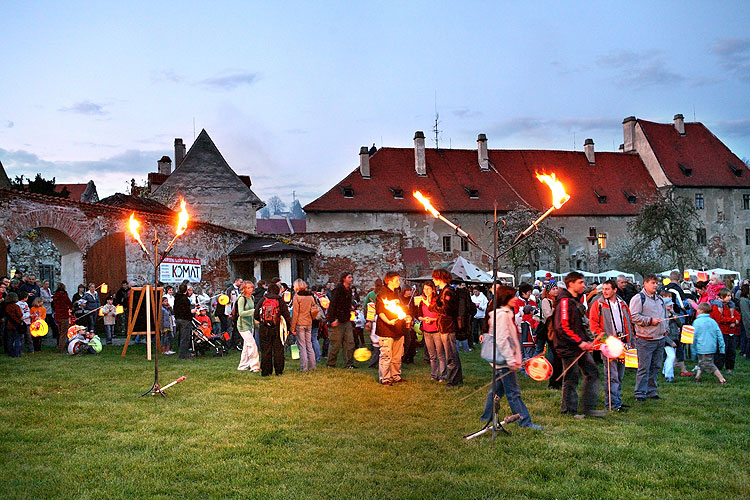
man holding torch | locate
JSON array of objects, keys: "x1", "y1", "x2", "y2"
[{"x1": 375, "y1": 271, "x2": 409, "y2": 385}]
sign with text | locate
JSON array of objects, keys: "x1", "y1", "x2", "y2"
[{"x1": 159, "y1": 257, "x2": 201, "y2": 283}]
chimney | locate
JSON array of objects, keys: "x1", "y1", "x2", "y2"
[
  {"x1": 414, "y1": 131, "x2": 426, "y2": 176},
  {"x1": 622, "y1": 116, "x2": 636, "y2": 152},
  {"x1": 584, "y1": 138, "x2": 595, "y2": 164},
  {"x1": 174, "y1": 138, "x2": 186, "y2": 167},
  {"x1": 477, "y1": 133, "x2": 489, "y2": 171},
  {"x1": 157, "y1": 155, "x2": 172, "y2": 176},
  {"x1": 673, "y1": 113, "x2": 685, "y2": 136},
  {"x1": 359, "y1": 146, "x2": 370, "y2": 178}
]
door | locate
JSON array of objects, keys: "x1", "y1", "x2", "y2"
[{"x1": 86, "y1": 232, "x2": 127, "y2": 292}]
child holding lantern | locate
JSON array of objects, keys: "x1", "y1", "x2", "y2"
[
  {"x1": 29, "y1": 297, "x2": 47, "y2": 352},
  {"x1": 101, "y1": 296, "x2": 117, "y2": 344}
]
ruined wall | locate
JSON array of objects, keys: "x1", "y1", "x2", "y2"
[
  {"x1": 7, "y1": 230, "x2": 62, "y2": 285},
  {"x1": 288, "y1": 230, "x2": 404, "y2": 288}
]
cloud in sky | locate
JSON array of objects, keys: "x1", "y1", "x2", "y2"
[
  {"x1": 199, "y1": 71, "x2": 258, "y2": 90},
  {"x1": 59, "y1": 100, "x2": 108, "y2": 115},
  {"x1": 711, "y1": 38, "x2": 750, "y2": 83},
  {"x1": 596, "y1": 49, "x2": 685, "y2": 88},
  {"x1": 712, "y1": 119, "x2": 750, "y2": 139},
  {"x1": 3, "y1": 120, "x2": 13, "y2": 128},
  {"x1": 487, "y1": 116, "x2": 616, "y2": 141},
  {"x1": 150, "y1": 69, "x2": 185, "y2": 84}
]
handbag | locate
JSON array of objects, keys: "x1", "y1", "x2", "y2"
[{"x1": 480, "y1": 332, "x2": 506, "y2": 365}]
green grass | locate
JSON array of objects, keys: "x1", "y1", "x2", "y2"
[{"x1": 1, "y1": 344, "x2": 749, "y2": 500}]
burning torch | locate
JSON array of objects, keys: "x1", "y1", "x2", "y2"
[
  {"x1": 413, "y1": 191, "x2": 480, "y2": 248},
  {"x1": 514, "y1": 173, "x2": 570, "y2": 243}
]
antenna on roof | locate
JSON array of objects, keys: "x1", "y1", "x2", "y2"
[
  {"x1": 573, "y1": 131, "x2": 576, "y2": 150},
  {"x1": 193, "y1": 117, "x2": 196, "y2": 140},
  {"x1": 693, "y1": 104, "x2": 696, "y2": 122}
]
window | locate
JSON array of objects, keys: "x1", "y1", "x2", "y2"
[
  {"x1": 460, "y1": 238, "x2": 469, "y2": 252},
  {"x1": 442, "y1": 235, "x2": 452, "y2": 252},
  {"x1": 743, "y1": 194, "x2": 750, "y2": 210},
  {"x1": 697, "y1": 228, "x2": 707, "y2": 245},
  {"x1": 695, "y1": 193, "x2": 704, "y2": 209},
  {"x1": 341, "y1": 186, "x2": 354, "y2": 198},
  {"x1": 728, "y1": 162, "x2": 743, "y2": 177},
  {"x1": 678, "y1": 163, "x2": 693, "y2": 177},
  {"x1": 597, "y1": 233, "x2": 607, "y2": 249},
  {"x1": 746, "y1": 228, "x2": 750, "y2": 246},
  {"x1": 389, "y1": 187, "x2": 404, "y2": 199},
  {"x1": 594, "y1": 190, "x2": 607, "y2": 204},
  {"x1": 559, "y1": 227, "x2": 565, "y2": 235},
  {"x1": 623, "y1": 190, "x2": 637, "y2": 204},
  {"x1": 463, "y1": 187, "x2": 479, "y2": 199},
  {"x1": 589, "y1": 226, "x2": 597, "y2": 238}
]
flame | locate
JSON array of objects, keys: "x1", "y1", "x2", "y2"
[
  {"x1": 129, "y1": 212, "x2": 145, "y2": 247},
  {"x1": 175, "y1": 198, "x2": 189, "y2": 236},
  {"x1": 413, "y1": 191, "x2": 441, "y2": 217},
  {"x1": 536, "y1": 173, "x2": 570, "y2": 209},
  {"x1": 383, "y1": 299, "x2": 406, "y2": 320}
]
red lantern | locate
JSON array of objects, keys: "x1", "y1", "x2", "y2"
[{"x1": 525, "y1": 355, "x2": 553, "y2": 381}]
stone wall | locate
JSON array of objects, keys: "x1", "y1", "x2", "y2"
[{"x1": 7, "y1": 229, "x2": 62, "y2": 286}]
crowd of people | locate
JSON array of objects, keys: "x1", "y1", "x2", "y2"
[{"x1": 2, "y1": 267, "x2": 747, "y2": 426}]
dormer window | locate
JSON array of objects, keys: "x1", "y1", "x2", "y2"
[
  {"x1": 463, "y1": 186, "x2": 479, "y2": 199},
  {"x1": 594, "y1": 190, "x2": 607, "y2": 204},
  {"x1": 341, "y1": 186, "x2": 354, "y2": 198},
  {"x1": 678, "y1": 163, "x2": 693, "y2": 177},
  {"x1": 389, "y1": 187, "x2": 404, "y2": 199},
  {"x1": 728, "y1": 162, "x2": 743, "y2": 177},
  {"x1": 622, "y1": 190, "x2": 637, "y2": 204}
]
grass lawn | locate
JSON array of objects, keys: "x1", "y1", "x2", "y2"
[{"x1": 1, "y1": 343, "x2": 749, "y2": 500}]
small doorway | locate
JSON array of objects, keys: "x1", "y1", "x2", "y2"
[{"x1": 261, "y1": 260, "x2": 279, "y2": 281}]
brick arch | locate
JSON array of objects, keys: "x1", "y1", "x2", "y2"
[{"x1": 1, "y1": 207, "x2": 92, "y2": 252}]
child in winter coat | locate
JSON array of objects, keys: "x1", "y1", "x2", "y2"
[
  {"x1": 101, "y1": 296, "x2": 117, "y2": 344},
  {"x1": 693, "y1": 303, "x2": 727, "y2": 384}
]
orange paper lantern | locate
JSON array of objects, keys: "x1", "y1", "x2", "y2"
[
  {"x1": 30, "y1": 320, "x2": 48, "y2": 337},
  {"x1": 366, "y1": 302, "x2": 376, "y2": 322},
  {"x1": 98, "y1": 308, "x2": 105, "y2": 316},
  {"x1": 354, "y1": 347, "x2": 372, "y2": 362},
  {"x1": 624, "y1": 348, "x2": 638, "y2": 368},
  {"x1": 683, "y1": 271, "x2": 690, "y2": 280},
  {"x1": 525, "y1": 355, "x2": 553, "y2": 381},
  {"x1": 67, "y1": 325, "x2": 85, "y2": 339},
  {"x1": 320, "y1": 297, "x2": 330, "y2": 309},
  {"x1": 680, "y1": 325, "x2": 695, "y2": 344},
  {"x1": 116, "y1": 305, "x2": 124, "y2": 314},
  {"x1": 283, "y1": 291, "x2": 292, "y2": 302},
  {"x1": 100, "y1": 283, "x2": 108, "y2": 294},
  {"x1": 218, "y1": 294, "x2": 230, "y2": 305}
]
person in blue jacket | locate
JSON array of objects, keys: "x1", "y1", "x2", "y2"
[{"x1": 692, "y1": 303, "x2": 727, "y2": 384}]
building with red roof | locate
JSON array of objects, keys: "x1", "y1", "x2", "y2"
[{"x1": 306, "y1": 115, "x2": 750, "y2": 277}]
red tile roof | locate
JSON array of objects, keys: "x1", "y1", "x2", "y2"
[
  {"x1": 304, "y1": 148, "x2": 657, "y2": 216},
  {"x1": 638, "y1": 120, "x2": 750, "y2": 187},
  {"x1": 256, "y1": 218, "x2": 307, "y2": 234}
]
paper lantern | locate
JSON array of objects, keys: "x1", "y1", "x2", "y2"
[
  {"x1": 366, "y1": 302, "x2": 376, "y2": 322},
  {"x1": 600, "y1": 336, "x2": 624, "y2": 359},
  {"x1": 412, "y1": 320, "x2": 423, "y2": 342},
  {"x1": 353, "y1": 347, "x2": 372, "y2": 362},
  {"x1": 67, "y1": 338, "x2": 84, "y2": 355},
  {"x1": 30, "y1": 320, "x2": 48, "y2": 337},
  {"x1": 525, "y1": 355, "x2": 553, "y2": 381},
  {"x1": 218, "y1": 294, "x2": 230, "y2": 305},
  {"x1": 350, "y1": 311, "x2": 356, "y2": 321},
  {"x1": 67, "y1": 325, "x2": 85, "y2": 339},
  {"x1": 115, "y1": 305, "x2": 124, "y2": 314},
  {"x1": 680, "y1": 325, "x2": 695, "y2": 344},
  {"x1": 100, "y1": 283, "x2": 108, "y2": 294},
  {"x1": 283, "y1": 291, "x2": 292, "y2": 303},
  {"x1": 291, "y1": 344, "x2": 300, "y2": 360},
  {"x1": 697, "y1": 272, "x2": 708, "y2": 281},
  {"x1": 320, "y1": 296, "x2": 330, "y2": 309},
  {"x1": 414, "y1": 296, "x2": 422, "y2": 306},
  {"x1": 683, "y1": 271, "x2": 690, "y2": 280},
  {"x1": 98, "y1": 308, "x2": 105, "y2": 316},
  {"x1": 662, "y1": 278, "x2": 671, "y2": 285},
  {"x1": 624, "y1": 348, "x2": 638, "y2": 368}
]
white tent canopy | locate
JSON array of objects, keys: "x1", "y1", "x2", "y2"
[
  {"x1": 708, "y1": 268, "x2": 741, "y2": 279},
  {"x1": 597, "y1": 270, "x2": 636, "y2": 281},
  {"x1": 519, "y1": 269, "x2": 564, "y2": 282},
  {"x1": 494, "y1": 271, "x2": 516, "y2": 285},
  {"x1": 449, "y1": 256, "x2": 494, "y2": 284}
]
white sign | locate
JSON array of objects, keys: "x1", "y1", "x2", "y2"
[{"x1": 160, "y1": 257, "x2": 201, "y2": 283}]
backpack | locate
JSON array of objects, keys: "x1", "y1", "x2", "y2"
[
  {"x1": 260, "y1": 297, "x2": 280, "y2": 326},
  {"x1": 230, "y1": 298, "x2": 240, "y2": 322}
]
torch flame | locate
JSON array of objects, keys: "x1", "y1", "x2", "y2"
[
  {"x1": 413, "y1": 191, "x2": 441, "y2": 218},
  {"x1": 129, "y1": 212, "x2": 145, "y2": 246},
  {"x1": 383, "y1": 299, "x2": 406, "y2": 320},
  {"x1": 175, "y1": 198, "x2": 189, "y2": 236},
  {"x1": 536, "y1": 173, "x2": 570, "y2": 209}
]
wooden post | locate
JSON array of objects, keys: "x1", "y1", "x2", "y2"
[{"x1": 146, "y1": 284, "x2": 152, "y2": 360}]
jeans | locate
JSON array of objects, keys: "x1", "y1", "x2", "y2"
[
  {"x1": 602, "y1": 357, "x2": 625, "y2": 409},
  {"x1": 481, "y1": 367, "x2": 534, "y2": 426},
  {"x1": 161, "y1": 328, "x2": 173, "y2": 352},
  {"x1": 456, "y1": 339, "x2": 471, "y2": 352},
  {"x1": 176, "y1": 318, "x2": 193, "y2": 359},
  {"x1": 327, "y1": 321, "x2": 354, "y2": 368},
  {"x1": 471, "y1": 317, "x2": 483, "y2": 344},
  {"x1": 440, "y1": 332, "x2": 463, "y2": 386},
  {"x1": 104, "y1": 324, "x2": 115, "y2": 343},
  {"x1": 560, "y1": 352, "x2": 599, "y2": 414},
  {"x1": 423, "y1": 331, "x2": 446, "y2": 380},
  {"x1": 378, "y1": 336, "x2": 404, "y2": 383},
  {"x1": 296, "y1": 325, "x2": 316, "y2": 371},
  {"x1": 663, "y1": 346, "x2": 676, "y2": 379},
  {"x1": 634, "y1": 337, "x2": 665, "y2": 398},
  {"x1": 311, "y1": 326, "x2": 321, "y2": 362},
  {"x1": 8, "y1": 326, "x2": 22, "y2": 357},
  {"x1": 714, "y1": 334, "x2": 737, "y2": 370}
]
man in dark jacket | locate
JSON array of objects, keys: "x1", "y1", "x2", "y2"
[
  {"x1": 327, "y1": 271, "x2": 355, "y2": 368},
  {"x1": 431, "y1": 268, "x2": 463, "y2": 387},
  {"x1": 376, "y1": 271, "x2": 409, "y2": 385},
  {"x1": 254, "y1": 283, "x2": 292, "y2": 376},
  {"x1": 114, "y1": 281, "x2": 131, "y2": 337},
  {"x1": 173, "y1": 284, "x2": 194, "y2": 359},
  {"x1": 553, "y1": 272, "x2": 605, "y2": 418}
]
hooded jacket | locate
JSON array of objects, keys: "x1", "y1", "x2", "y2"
[{"x1": 552, "y1": 288, "x2": 588, "y2": 357}]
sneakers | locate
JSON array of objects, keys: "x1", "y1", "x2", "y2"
[
  {"x1": 647, "y1": 394, "x2": 661, "y2": 400},
  {"x1": 635, "y1": 397, "x2": 646, "y2": 402},
  {"x1": 680, "y1": 371, "x2": 695, "y2": 377},
  {"x1": 522, "y1": 423, "x2": 543, "y2": 430},
  {"x1": 380, "y1": 380, "x2": 392, "y2": 386}
]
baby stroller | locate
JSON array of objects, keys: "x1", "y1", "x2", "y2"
[{"x1": 191, "y1": 318, "x2": 229, "y2": 357}]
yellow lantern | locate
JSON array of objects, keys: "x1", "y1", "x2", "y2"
[
  {"x1": 525, "y1": 355, "x2": 553, "y2": 381},
  {"x1": 366, "y1": 302, "x2": 376, "y2": 322},
  {"x1": 414, "y1": 296, "x2": 422, "y2": 306},
  {"x1": 98, "y1": 308, "x2": 105, "y2": 316},
  {"x1": 662, "y1": 278, "x2": 671, "y2": 285},
  {"x1": 218, "y1": 294, "x2": 230, "y2": 306},
  {"x1": 100, "y1": 283, "x2": 108, "y2": 294},
  {"x1": 354, "y1": 347, "x2": 372, "y2": 362},
  {"x1": 624, "y1": 348, "x2": 638, "y2": 368},
  {"x1": 30, "y1": 320, "x2": 48, "y2": 337},
  {"x1": 115, "y1": 305, "x2": 124, "y2": 314},
  {"x1": 683, "y1": 271, "x2": 690, "y2": 281},
  {"x1": 680, "y1": 325, "x2": 695, "y2": 344},
  {"x1": 350, "y1": 311, "x2": 356, "y2": 321},
  {"x1": 320, "y1": 296, "x2": 330, "y2": 309},
  {"x1": 283, "y1": 291, "x2": 292, "y2": 302}
]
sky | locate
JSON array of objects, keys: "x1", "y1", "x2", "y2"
[{"x1": 1, "y1": 1, "x2": 749, "y2": 208}]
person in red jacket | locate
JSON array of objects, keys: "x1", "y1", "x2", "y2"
[{"x1": 710, "y1": 288, "x2": 740, "y2": 374}]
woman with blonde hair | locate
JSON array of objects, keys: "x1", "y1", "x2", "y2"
[
  {"x1": 237, "y1": 281, "x2": 260, "y2": 372},
  {"x1": 291, "y1": 278, "x2": 317, "y2": 371}
]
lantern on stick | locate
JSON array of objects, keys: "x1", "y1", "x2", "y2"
[
  {"x1": 115, "y1": 305, "x2": 124, "y2": 314},
  {"x1": 218, "y1": 294, "x2": 230, "y2": 306}
]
